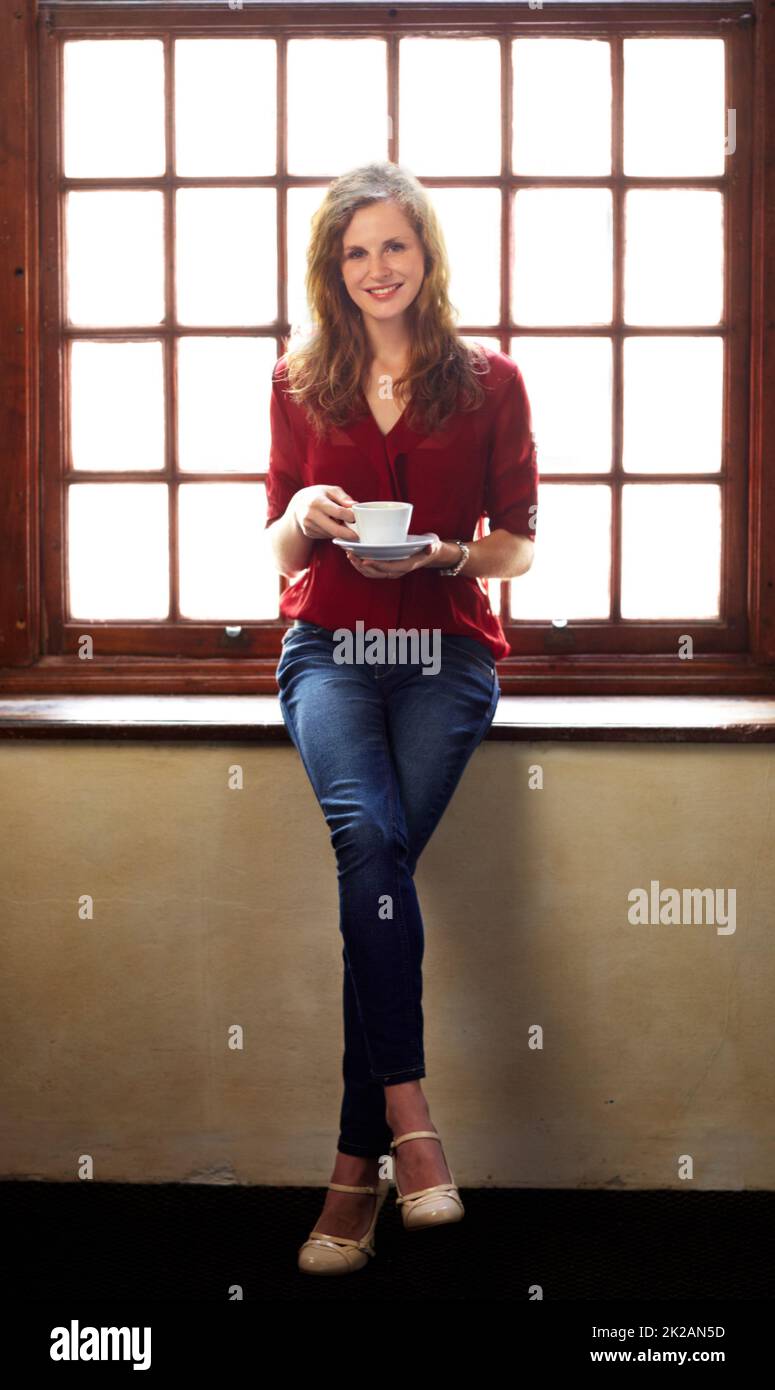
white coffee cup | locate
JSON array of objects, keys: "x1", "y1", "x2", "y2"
[{"x1": 350, "y1": 501, "x2": 413, "y2": 544}]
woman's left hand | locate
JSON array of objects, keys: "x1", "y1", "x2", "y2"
[{"x1": 344, "y1": 534, "x2": 444, "y2": 579}]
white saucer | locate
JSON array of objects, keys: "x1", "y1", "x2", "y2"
[{"x1": 333, "y1": 533, "x2": 438, "y2": 560}]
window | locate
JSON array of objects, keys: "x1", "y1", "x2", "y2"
[{"x1": 3, "y1": 1, "x2": 772, "y2": 696}]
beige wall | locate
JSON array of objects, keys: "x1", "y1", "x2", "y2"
[{"x1": 1, "y1": 739, "x2": 772, "y2": 1188}]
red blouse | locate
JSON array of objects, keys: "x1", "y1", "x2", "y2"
[{"x1": 264, "y1": 344, "x2": 538, "y2": 661}]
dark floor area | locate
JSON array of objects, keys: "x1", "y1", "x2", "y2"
[{"x1": 7, "y1": 1182, "x2": 774, "y2": 1301}]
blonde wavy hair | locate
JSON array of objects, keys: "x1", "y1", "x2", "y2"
[{"x1": 282, "y1": 161, "x2": 489, "y2": 439}]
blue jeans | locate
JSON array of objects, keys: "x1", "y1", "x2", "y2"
[{"x1": 275, "y1": 620, "x2": 501, "y2": 1158}]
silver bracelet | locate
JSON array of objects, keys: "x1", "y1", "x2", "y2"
[{"x1": 439, "y1": 540, "x2": 470, "y2": 576}]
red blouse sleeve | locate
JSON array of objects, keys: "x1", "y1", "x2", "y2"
[
  {"x1": 264, "y1": 359, "x2": 305, "y2": 529},
  {"x1": 483, "y1": 363, "x2": 539, "y2": 541}
]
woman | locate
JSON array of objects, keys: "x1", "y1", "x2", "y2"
[{"x1": 264, "y1": 161, "x2": 538, "y2": 1275}]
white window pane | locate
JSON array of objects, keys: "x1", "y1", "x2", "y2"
[
  {"x1": 510, "y1": 484, "x2": 612, "y2": 620},
  {"x1": 175, "y1": 38, "x2": 276, "y2": 176},
  {"x1": 178, "y1": 337, "x2": 277, "y2": 473},
  {"x1": 71, "y1": 341, "x2": 165, "y2": 472},
  {"x1": 624, "y1": 38, "x2": 726, "y2": 176},
  {"x1": 287, "y1": 39, "x2": 387, "y2": 175},
  {"x1": 176, "y1": 188, "x2": 277, "y2": 325},
  {"x1": 427, "y1": 188, "x2": 501, "y2": 325},
  {"x1": 68, "y1": 483, "x2": 169, "y2": 619},
  {"x1": 513, "y1": 190, "x2": 613, "y2": 326},
  {"x1": 400, "y1": 38, "x2": 500, "y2": 174},
  {"x1": 66, "y1": 191, "x2": 164, "y2": 326},
  {"x1": 466, "y1": 336, "x2": 501, "y2": 355},
  {"x1": 621, "y1": 484, "x2": 721, "y2": 618},
  {"x1": 623, "y1": 338, "x2": 723, "y2": 474},
  {"x1": 625, "y1": 191, "x2": 723, "y2": 326},
  {"x1": 511, "y1": 337, "x2": 612, "y2": 473},
  {"x1": 286, "y1": 186, "x2": 328, "y2": 331},
  {"x1": 178, "y1": 483, "x2": 276, "y2": 619},
  {"x1": 64, "y1": 39, "x2": 165, "y2": 178},
  {"x1": 513, "y1": 39, "x2": 611, "y2": 175},
  {"x1": 485, "y1": 576, "x2": 501, "y2": 616}
]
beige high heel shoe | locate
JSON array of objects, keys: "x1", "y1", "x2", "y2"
[
  {"x1": 298, "y1": 1175, "x2": 391, "y2": 1275},
  {"x1": 390, "y1": 1130, "x2": 465, "y2": 1230}
]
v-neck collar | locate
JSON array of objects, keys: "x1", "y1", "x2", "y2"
[
  {"x1": 359, "y1": 373, "x2": 408, "y2": 439},
  {"x1": 343, "y1": 394, "x2": 427, "y2": 455},
  {"x1": 368, "y1": 404, "x2": 406, "y2": 441}
]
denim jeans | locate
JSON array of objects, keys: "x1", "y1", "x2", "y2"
[{"x1": 275, "y1": 619, "x2": 501, "y2": 1158}]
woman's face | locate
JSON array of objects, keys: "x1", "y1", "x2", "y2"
[{"x1": 339, "y1": 200, "x2": 425, "y2": 326}]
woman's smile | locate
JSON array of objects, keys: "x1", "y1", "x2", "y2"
[{"x1": 364, "y1": 282, "x2": 404, "y2": 300}]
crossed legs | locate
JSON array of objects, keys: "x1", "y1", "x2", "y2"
[{"x1": 278, "y1": 635, "x2": 499, "y2": 1241}]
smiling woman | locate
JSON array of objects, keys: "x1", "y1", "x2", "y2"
[
  {"x1": 263, "y1": 159, "x2": 538, "y2": 1277},
  {"x1": 267, "y1": 163, "x2": 537, "y2": 635},
  {"x1": 282, "y1": 161, "x2": 495, "y2": 439}
]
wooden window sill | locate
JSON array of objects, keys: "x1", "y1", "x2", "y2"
[{"x1": 2, "y1": 695, "x2": 775, "y2": 742}]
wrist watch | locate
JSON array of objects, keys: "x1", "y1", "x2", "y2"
[{"x1": 439, "y1": 540, "x2": 470, "y2": 576}]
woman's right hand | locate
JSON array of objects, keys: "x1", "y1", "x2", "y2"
[{"x1": 291, "y1": 485, "x2": 360, "y2": 542}]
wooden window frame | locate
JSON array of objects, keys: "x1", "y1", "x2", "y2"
[{"x1": 2, "y1": 1, "x2": 774, "y2": 697}]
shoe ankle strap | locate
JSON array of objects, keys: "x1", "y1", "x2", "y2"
[
  {"x1": 389, "y1": 1130, "x2": 441, "y2": 1151},
  {"x1": 327, "y1": 1181, "x2": 378, "y2": 1195}
]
